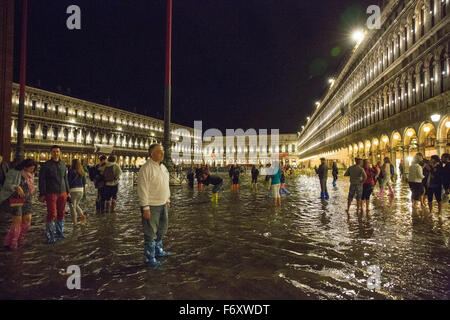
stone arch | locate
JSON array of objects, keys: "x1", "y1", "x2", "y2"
[
  {"x1": 403, "y1": 127, "x2": 418, "y2": 146},
  {"x1": 380, "y1": 134, "x2": 390, "y2": 155},
  {"x1": 391, "y1": 130, "x2": 402, "y2": 149},
  {"x1": 436, "y1": 114, "x2": 450, "y2": 154},
  {"x1": 418, "y1": 121, "x2": 437, "y2": 156}
]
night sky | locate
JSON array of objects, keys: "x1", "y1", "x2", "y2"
[{"x1": 13, "y1": 0, "x2": 379, "y2": 134}]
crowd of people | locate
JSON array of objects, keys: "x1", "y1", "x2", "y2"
[
  {"x1": 1, "y1": 143, "x2": 448, "y2": 268},
  {"x1": 184, "y1": 163, "x2": 291, "y2": 206},
  {"x1": 0, "y1": 145, "x2": 123, "y2": 249},
  {"x1": 314, "y1": 153, "x2": 450, "y2": 216}
]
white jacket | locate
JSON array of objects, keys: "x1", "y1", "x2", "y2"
[
  {"x1": 408, "y1": 162, "x2": 424, "y2": 183},
  {"x1": 137, "y1": 159, "x2": 170, "y2": 209}
]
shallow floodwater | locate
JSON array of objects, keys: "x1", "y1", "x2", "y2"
[{"x1": 0, "y1": 172, "x2": 449, "y2": 300}]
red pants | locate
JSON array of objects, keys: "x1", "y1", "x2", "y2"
[{"x1": 45, "y1": 193, "x2": 68, "y2": 222}]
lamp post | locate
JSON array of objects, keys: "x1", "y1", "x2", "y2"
[
  {"x1": 163, "y1": 0, "x2": 174, "y2": 172},
  {"x1": 15, "y1": 0, "x2": 28, "y2": 164}
]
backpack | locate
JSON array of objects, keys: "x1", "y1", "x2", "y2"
[{"x1": 103, "y1": 165, "x2": 116, "y2": 183}]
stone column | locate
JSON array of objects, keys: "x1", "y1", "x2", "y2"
[
  {"x1": 407, "y1": 74, "x2": 413, "y2": 107},
  {"x1": 432, "y1": 57, "x2": 440, "y2": 94},
  {"x1": 406, "y1": 18, "x2": 412, "y2": 51},
  {"x1": 444, "y1": 54, "x2": 449, "y2": 92},
  {"x1": 0, "y1": 0, "x2": 14, "y2": 160},
  {"x1": 424, "y1": 1, "x2": 432, "y2": 32},
  {"x1": 400, "y1": 84, "x2": 405, "y2": 112},
  {"x1": 415, "y1": 72, "x2": 421, "y2": 104},
  {"x1": 424, "y1": 67, "x2": 431, "y2": 100}
]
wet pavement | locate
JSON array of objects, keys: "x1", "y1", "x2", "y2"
[{"x1": 0, "y1": 172, "x2": 449, "y2": 300}]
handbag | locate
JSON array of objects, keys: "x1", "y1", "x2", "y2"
[
  {"x1": 9, "y1": 197, "x2": 25, "y2": 207},
  {"x1": 8, "y1": 172, "x2": 25, "y2": 208}
]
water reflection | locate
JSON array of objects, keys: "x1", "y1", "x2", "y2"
[{"x1": 0, "y1": 172, "x2": 449, "y2": 299}]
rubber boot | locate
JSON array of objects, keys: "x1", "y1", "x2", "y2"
[
  {"x1": 18, "y1": 221, "x2": 31, "y2": 248},
  {"x1": 155, "y1": 240, "x2": 170, "y2": 258},
  {"x1": 379, "y1": 188, "x2": 384, "y2": 197},
  {"x1": 55, "y1": 220, "x2": 65, "y2": 240},
  {"x1": 3, "y1": 224, "x2": 21, "y2": 250},
  {"x1": 324, "y1": 192, "x2": 330, "y2": 200},
  {"x1": 211, "y1": 194, "x2": 216, "y2": 202},
  {"x1": 45, "y1": 222, "x2": 56, "y2": 244},
  {"x1": 144, "y1": 240, "x2": 160, "y2": 267},
  {"x1": 320, "y1": 192, "x2": 325, "y2": 200},
  {"x1": 215, "y1": 193, "x2": 219, "y2": 202}
]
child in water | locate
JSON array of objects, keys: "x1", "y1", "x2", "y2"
[
  {"x1": 279, "y1": 170, "x2": 291, "y2": 196},
  {"x1": 251, "y1": 165, "x2": 259, "y2": 191},
  {"x1": 186, "y1": 166, "x2": 194, "y2": 189},
  {"x1": 264, "y1": 164, "x2": 272, "y2": 196},
  {"x1": 195, "y1": 165, "x2": 203, "y2": 191},
  {"x1": 232, "y1": 166, "x2": 240, "y2": 192}
]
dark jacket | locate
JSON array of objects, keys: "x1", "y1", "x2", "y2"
[
  {"x1": 443, "y1": 163, "x2": 450, "y2": 190},
  {"x1": 426, "y1": 164, "x2": 444, "y2": 189},
  {"x1": 332, "y1": 166, "x2": 338, "y2": 178},
  {"x1": 315, "y1": 164, "x2": 328, "y2": 180},
  {"x1": 251, "y1": 168, "x2": 259, "y2": 179},
  {"x1": 68, "y1": 168, "x2": 87, "y2": 189},
  {"x1": 38, "y1": 160, "x2": 70, "y2": 196},
  {"x1": 202, "y1": 175, "x2": 223, "y2": 186},
  {"x1": 0, "y1": 161, "x2": 10, "y2": 187},
  {"x1": 228, "y1": 165, "x2": 235, "y2": 178}
]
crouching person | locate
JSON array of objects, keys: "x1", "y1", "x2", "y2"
[
  {"x1": 137, "y1": 144, "x2": 171, "y2": 267},
  {"x1": 201, "y1": 169, "x2": 223, "y2": 203},
  {"x1": 1, "y1": 159, "x2": 37, "y2": 250}
]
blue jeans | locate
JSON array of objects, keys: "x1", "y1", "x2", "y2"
[
  {"x1": 141, "y1": 204, "x2": 168, "y2": 242},
  {"x1": 332, "y1": 177, "x2": 337, "y2": 187}
]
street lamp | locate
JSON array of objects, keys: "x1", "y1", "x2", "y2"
[
  {"x1": 431, "y1": 114, "x2": 441, "y2": 122},
  {"x1": 315, "y1": 101, "x2": 320, "y2": 108},
  {"x1": 328, "y1": 78, "x2": 335, "y2": 86},
  {"x1": 352, "y1": 29, "x2": 365, "y2": 44}
]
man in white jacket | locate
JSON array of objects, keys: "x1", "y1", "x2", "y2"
[
  {"x1": 408, "y1": 153, "x2": 425, "y2": 209},
  {"x1": 137, "y1": 144, "x2": 171, "y2": 267}
]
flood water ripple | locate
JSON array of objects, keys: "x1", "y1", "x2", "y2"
[{"x1": 0, "y1": 172, "x2": 449, "y2": 300}]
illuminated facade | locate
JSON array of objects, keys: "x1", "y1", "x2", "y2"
[
  {"x1": 199, "y1": 133, "x2": 299, "y2": 166},
  {"x1": 10, "y1": 84, "x2": 300, "y2": 168},
  {"x1": 297, "y1": 0, "x2": 450, "y2": 170},
  {"x1": 10, "y1": 83, "x2": 194, "y2": 167}
]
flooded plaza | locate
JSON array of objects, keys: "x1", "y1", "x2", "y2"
[{"x1": 0, "y1": 172, "x2": 449, "y2": 300}]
